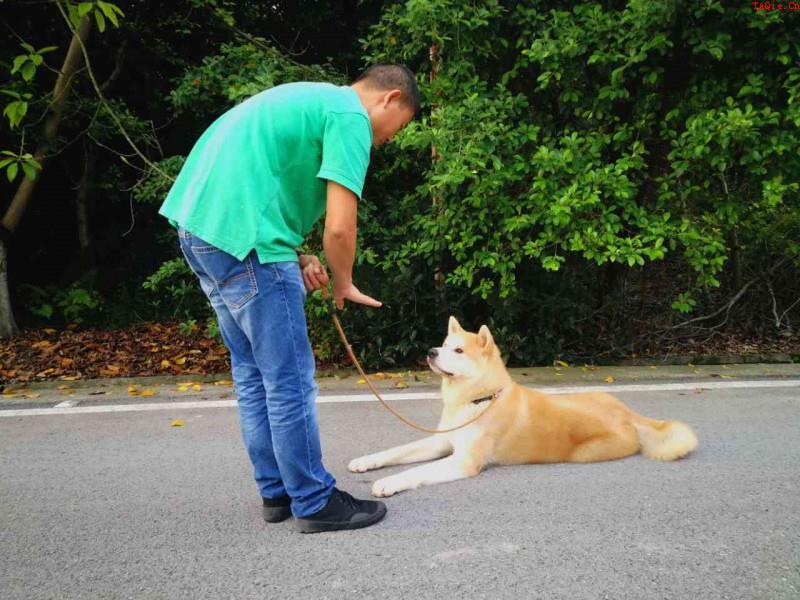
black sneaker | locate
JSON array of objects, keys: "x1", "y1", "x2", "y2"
[
  {"x1": 262, "y1": 495, "x2": 292, "y2": 523},
  {"x1": 296, "y1": 488, "x2": 387, "y2": 533}
]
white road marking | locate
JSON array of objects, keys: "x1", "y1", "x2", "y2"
[{"x1": 1, "y1": 379, "x2": 798, "y2": 418}]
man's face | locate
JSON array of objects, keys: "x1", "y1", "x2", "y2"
[{"x1": 370, "y1": 91, "x2": 415, "y2": 146}]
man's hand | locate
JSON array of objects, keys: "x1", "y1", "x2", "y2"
[
  {"x1": 298, "y1": 254, "x2": 330, "y2": 292},
  {"x1": 333, "y1": 280, "x2": 382, "y2": 310}
]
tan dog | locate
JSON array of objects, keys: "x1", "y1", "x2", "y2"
[{"x1": 349, "y1": 317, "x2": 698, "y2": 497}]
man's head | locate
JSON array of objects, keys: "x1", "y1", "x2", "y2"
[{"x1": 352, "y1": 64, "x2": 419, "y2": 146}]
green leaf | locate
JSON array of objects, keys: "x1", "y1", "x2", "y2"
[
  {"x1": 4, "y1": 101, "x2": 28, "y2": 128},
  {"x1": 22, "y1": 162, "x2": 37, "y2": 181},
  {"x1": 38, "y1": 46, "x2": 58, "y2": 54},
  {"x1": 21, "y1": 62, "x2": 36, "y2": 82},
  {"x1": 32, "y1": 303, "x2": 54, "y2": 319},
  {"x1": 78, "y1": 2, "x2": 94, "y2": 17},
  {"x1": 94, "y1": 9, "x2": 107, "y2": 32},
  {"x1": 7, "y1": 162, "x2": 19, "y2": 182},
  {"x1": 11, "y1": 55, "x2": 27, "y2": 74},
  {"x1": 97, "y1": 1, "x2": 119, "y2": 26},
  {"x1": 66, "y1": 4, "x2": 81, "y2": 27}
]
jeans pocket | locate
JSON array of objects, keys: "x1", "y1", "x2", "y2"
[{"x1": 189, "y1": 239, "x2": 258, "y2": 310}]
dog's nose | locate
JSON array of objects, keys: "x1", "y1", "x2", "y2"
[{"x1": 428, "y1": 348, "x2": 438, "y2": 359}]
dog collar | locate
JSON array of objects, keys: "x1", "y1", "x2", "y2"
[{"x1": 471, "y1": 389, "x2": 503, "y2": 405}]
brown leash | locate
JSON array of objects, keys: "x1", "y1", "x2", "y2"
[{"x1": 321, "y1": 287, "x2": 498, "y2": 434}]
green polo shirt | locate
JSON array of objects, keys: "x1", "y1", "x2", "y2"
[{"x1": 159, "y1": 82, "x2": 372, "y2": 262}]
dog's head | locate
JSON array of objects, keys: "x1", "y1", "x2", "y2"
[{"x1": 427, "y1": 316, "x2": 502, "y2": 383}]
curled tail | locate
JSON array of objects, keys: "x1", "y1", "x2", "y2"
[{"x1": 632, "y1": 416, "x2": 698, "y2": 461}]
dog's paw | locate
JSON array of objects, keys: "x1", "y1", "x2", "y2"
[
  {"x1": 348, "y1": 455, "x2": 381, "y2": 473},
  {"x1": 371, "y1": 476, "x2": 405, "y2": 498}
]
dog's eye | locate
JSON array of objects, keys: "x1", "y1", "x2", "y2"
[{"x1": 454, "y1": 348, "x2": 464, "y2": 354}]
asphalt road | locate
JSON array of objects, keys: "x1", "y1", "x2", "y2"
[{"x1": 1, "y1": 382, "x2": 799, "y2": 599}]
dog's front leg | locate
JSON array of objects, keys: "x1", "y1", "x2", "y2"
[
  {"x1": 371, "y1": 455, "x2": 482, "y2": 497},
  {"x1": 349, "y1": 435, "x2": 453, "y2": 473}
]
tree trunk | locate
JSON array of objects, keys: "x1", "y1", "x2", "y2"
[
  {"x1": 0, "y1": 16, "x2": 92, "y2": 339},
  {"x1": 731, "y1": 228, "x2": 743, "y2": 291},
  {"x1": 76, "y1": 144, "x2": 96, "y2": 274},
  {"x1": 0, "y1": 240, "x2": 16, "y2": 337}
]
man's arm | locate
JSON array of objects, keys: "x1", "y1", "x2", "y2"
[{"x1": 323, "y1": 180, "x2": 382, "y2": 309}]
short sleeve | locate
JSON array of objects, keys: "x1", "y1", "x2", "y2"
[{"x1": 316, "y1": 112, "x2": 372, "y2": 199}]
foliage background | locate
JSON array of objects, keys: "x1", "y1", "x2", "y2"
[{"x1": 1, "y1": 0, "x2": 798, "y2": 372}]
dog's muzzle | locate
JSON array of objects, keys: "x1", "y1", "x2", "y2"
[{"x1": 427, "y1": 348, "x2": 454, "y2": 377}]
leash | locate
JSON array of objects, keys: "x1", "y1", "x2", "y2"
[{"x1": 321, "y1": 287, "x2": 498, "y2": 434}]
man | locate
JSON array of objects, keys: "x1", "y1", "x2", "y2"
[{"x1": 159, "y1": 64, "x2": 419, "y2": 533}]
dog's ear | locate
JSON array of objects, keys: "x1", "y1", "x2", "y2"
[
  {"x1": 477, "y1": 325, "x2": 495, "y2": 353},
  {"x1": 448, "y1": 316, "x2": 463, "y2": 334}
]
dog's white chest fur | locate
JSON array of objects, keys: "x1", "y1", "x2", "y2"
[{"x1": 444, "y1": 403, "x2": 487, "y2": 450}]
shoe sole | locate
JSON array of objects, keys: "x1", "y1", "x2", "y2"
[
  {"x1": 297, "y1": 503, "x2": 387, "y2": 533},
  {"x1": 262, "y1": 506, "x2": 292, "y2": 523}
]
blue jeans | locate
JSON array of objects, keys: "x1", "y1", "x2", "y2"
[{"x1": 177, "y1": 228, "x2": 335, "y2": 517}]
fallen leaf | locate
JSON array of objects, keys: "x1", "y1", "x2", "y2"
[
  {"x1": 160, "y1": 360, "x2": 171, "y2": 369},
  {"x1": 357, "y1": 378, "x2": 366, "y2": 385},
  {"x1": 554, "y1": 360, "x2": 569, "y2": 368},
  {"x1": 213, "y1": 379, "x2": 233, "y2": 386},
  {"x1": 174, "y1": 357, "x2": 186, "y2": 365},
  {"x1": 394, "y1": 381, "x2": 408, "y2": 389},
  {"x1": 171, "y1": 419, "x2": 185, "y2": 427},
  {"x1": 604, "y1": 376, "x2": 615, "y2": 384},
  {"x1": 43, "y1": 328, "x2": 57, "y2": 334}
]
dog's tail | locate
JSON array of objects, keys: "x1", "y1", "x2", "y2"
[{"x1": 631, "y1": 415, "x2": 698, "y2": 461}]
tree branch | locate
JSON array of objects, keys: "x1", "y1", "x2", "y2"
[{"x1": 54, "y1": 1, "x2": 174, "y2": 183}]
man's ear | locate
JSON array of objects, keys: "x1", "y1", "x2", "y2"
[
  {"x1": 477, "y1": 325, "x2": 495, "y2": 353},
  {"x1": 382, "y1": 88, "x2": 402, "y2": 108},
  {"x1": 448, "y1": 316, "x2": 463, "y2": 335}
]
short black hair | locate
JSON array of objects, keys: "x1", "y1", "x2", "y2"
[{"x1": 355, "y1": 64, "x2": 420, "y2": 115}]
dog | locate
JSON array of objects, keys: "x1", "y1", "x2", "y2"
[{"x1": 349, "y1": 316, "x2": 698, "y2": 497}]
